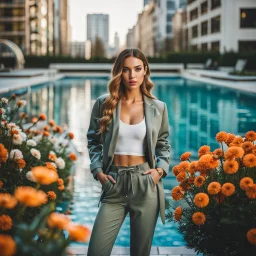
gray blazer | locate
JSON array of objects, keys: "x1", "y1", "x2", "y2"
[{"x1": 86, "y1": 93, "x2": 171, "y2": 224}]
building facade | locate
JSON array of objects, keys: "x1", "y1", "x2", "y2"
[{"x1": 184, "y1": 0, "x2": 256, "y2": 52}]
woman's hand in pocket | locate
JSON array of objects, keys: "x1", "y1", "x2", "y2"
[
  {"x1": 143, "y1": 169, "x2": 160, "y2": 185},
  {"x1": 97, "y1": 172, "x2": 116, "y2": 186}
]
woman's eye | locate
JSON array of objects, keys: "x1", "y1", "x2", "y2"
[
  {"x1": 136, "y1": 68, "x2": 142, "y2": 71},
  {"x1": 122, "y1": 69, "x2": 128, "y2": 72}
]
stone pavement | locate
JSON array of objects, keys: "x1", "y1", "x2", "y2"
[{"x1": 68, "y1": 245, "x2": 199, "y2": 256}]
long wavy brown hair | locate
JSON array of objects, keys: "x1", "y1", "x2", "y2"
[{"x1": 98, "y1": 48, "x2": 156, "y2": 134}]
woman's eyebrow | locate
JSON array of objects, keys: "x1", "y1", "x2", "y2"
[{"x1": 122, "y1": 65, "x2": 142, "y2": 68}]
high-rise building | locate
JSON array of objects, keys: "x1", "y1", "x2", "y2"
[
  {"x1": 0, "y1": 0, "x2": 69, "y2": 56},
  {"x1": 87, "y1": 14, "x2": 109, "y2": 50},
  {"x1": 144, "y1": 0, "x2": 153, "y2": 6},
  {"x1": 184, "y1": 0, "x2": 256, "y2": 52}
]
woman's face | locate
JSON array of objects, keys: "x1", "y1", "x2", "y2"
[{"x1": 121, "y1": 56, "x2": 146, "y2": 91}]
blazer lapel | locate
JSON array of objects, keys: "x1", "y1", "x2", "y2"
[{"x1": 107, "y1": 94, "x2": 157, "y2": 168}]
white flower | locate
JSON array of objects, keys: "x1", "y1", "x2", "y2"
[
  {"x1": 30, "y1": 148, "x2": 41, "y2": 160},
  {"x1": 10, "y1": 149, "x2": 23, "y2": 160},
  {"x1": 13, "y1": 134, "x2": 23, "y2": 145},
  {"x1": 27, "y1": 139, "x2": 37, "y2": 147},
  {"x1": 49, "y1": 162, "x2": 57, "y2": 168},
  {"x1": 0, "y1": 108, "x2": 5, "y2": 114},
  {"x1": 7, "y1": 123, "x2": 17, "y2": 129},
  {"x1": 1, "y1": 98, "x2": 8, "y2": 104},
  {"x1": 17, "y1": 100, "x2": 27, "y2": 107},
  {"x1": 33, "y1": 134, "x2": 42, "y2": 142},
  {"x1": 55, "y1": 157, "x2": 65, "y2": 169},
  {"x1": 50, "y1": 137, "x2": 57, "y2": 144},
  {"x1": 20, "y1": 132, "x2": 27, "y2": 140},
  {"x1": 26, "y1": 171, "x2": 36, "y2": 182}
]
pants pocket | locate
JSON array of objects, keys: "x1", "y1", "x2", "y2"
[{"x1": 147, "y1": 174, "x2": 156, "y2": 191}]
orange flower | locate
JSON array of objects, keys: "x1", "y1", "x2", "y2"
[
  {"x1": 68, "y1": 132, "x2": 74, "y2": 139},
  {"x1": 0, "y1": 144, "x2": 8, "y2": 163},
  {"x1": 43, "y1": 131, "x2": 50, "y2": 137},
  {"x1": 66, "y1": 223, "x2": 91, "y2": 242},
  {"x1": 69, "y1": 153, "x2": 77, "y2": 161},
  {"x1": 213, "y1": 148, "x2": 224, "y2": 159},
  {"x1": 223, "y1": 160, "x2": 239, "y2": 174},
  {"x1": 198, "y1": 145, "x2": 211, "y2": 158},
  {"x1": 188, "y1": 161, "x2": 198, "y2": 174},
  {"x1": 207, "y1": 182, "x2": 221, "y2": 195},
  {"x1": 45, "y1": 162, "x2": 57, "y2": 172},
  {"x1": 179, "y1": 180, "x2": 191, "y2": 191},
  {"x1": 242, "y1": 141, "x2": 254, "y2": 153},
  {"x1": 14, "y1": 186, "x2": 47, "y2": 207},
  {"x1": 243, "y1": 154, "x2": 256, "y2": 168},
  {"x1": 229, "y1": 136, "x2": 243, "y2": 147},
  {"x1": 32, "y1": 117, "x2": 38, "y2": 123},
  {"x1": 43, "y1": 125, "x2": 50, "y2": 131},
  {"x1": 198, "y1": 154, "x2": 219, "y2": 171},
  {"x1": 245, "y1": 131, "x2": 256, "y2": 142},
  {"x1": 49, "y1": 119, "x2": 55, "y2": 126},
  {"x1": 240, "y1": 177, "x2": 254, "y2": 190},
  {"x1": 247, "y1": 228, "x2": 256, "y2": 245},
  {"x1": 178, "y1": 162, "x2": 190, "y2": 172},
  {"x1": 16, "y1": 159, "x2": 26, "y2": 169},
  {"x1": 171, "y1": 186, "x2": 184, "y2": 201},
  {"x1": 216, "y1": 131, "x2": 227, "y2": 143},
  {"x1": 53, "y1": 126, "x2": 63, "y2": 134},
  {"x1": 194, "y1": 193, "x2": 209, "y2": 208},
  {"x1": 31, "y1": 166, "x2": 58, "y2": 185},
  {"x1": 0, "y1": 194, "x2": 17, "y2": 209},
  {"x1": 192, "y1": 212, "x2": 206, "y2": 225},
  {"x1": 0, "y1": 215, "x2": 12, "y2": 231},
  {"x1": 0, "y1": 181, "x2": 3, "y2": 189},
  {"x1": 0, "y1": 234, "x2": 16, "y2": 256},
  {"x1": 47, "y1": 212, "x2": 70, "y2": 229},
  {"x1": 19, "y1": 112, "x2": 26, "y2": 118},
  {"x1": 224, "y1": 146, "x2": 244, "y2": 160},
  {"x1": 39, "y1": 113, "x2": 47, "y2": 121},
  {"x1": 47, "y1": 191, "x2": 57, "y2": 200},
  {"x1": 225, "y1": 133, "x2": 236, "y2": 146},
  {"x1": 174, "y1": 206, "x2": 182, "y2": 221},
  {"x1": 172, "y1": 165, "x2": 180, "y2": 176},
  {"x1": 58, "y1": 185, "x2": 65, "y2": 191},
  {"x1": 246, "y1": 184, "x2": 256, "y2": 199},
  {"x1": 57, "y1": 178, "x2": 64, "y2": 186},
  {"x1": 48, "y1": 153, "x2": 57, "y2": 161},
  {"x1": 194, "y1": 176, "x2": 205, "y2": 187},
  {"x1": 180, "y1": 152, "x2": 191, "y2": 161},
  {"x1": 176, "y1": 171, "x2": 186, "y2": 182},
  {"x1": 215, "y1": 192, "x2": 225, "y2": 204},
  {"x1": 221, "y1": 183, "x2": 235, "y2": 197}
]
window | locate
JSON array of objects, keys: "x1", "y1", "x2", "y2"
[
  {"x1": 201, "y1": 43, "x2": 208, "y2": 51},
  {"x1": 211, "y1": 15, "x2": 221, "y2": 33},
  {"x1": 211, "y1": 41, "x2": 220, "y2": 52},
  {"x1": 167, "y1": 13, "x2": 173, "y2": 21},
  {"x1": 211, "y1": 0, "x2": 221, "y2": 10},
  {"x1": 239, "y1": 41, "x2": 256, "y2": 52},
  {"x1": 192, "y1": 25, "x2": 198, "y2": 38},
  {"x1": 191, "y1": 44, "x2": 198, "y2": 51},
  {"x1": 167, "y1": 0, "x2": 175, "y2": 10},
  {"x1": 188, "y1": 0, "x2": 196, "y2": 4},
  {"x1": 166, "y1": 24, "x2": 172, "y2": 33},
  {"x1": 179, "y1": 0, "x2": 186, "y2": 9},
  {"x1": 190, "y1": 8, "x2": 198, "y2": 21},
  {"x1": 240, "y1": 9, "x2": 256, "y2": 28},
  {"x1": 201, "y1": 1, "x2": 208, "y2": 15},
  {"x1": 201, "y1": 21, "x2": 208, "y2": 35}
]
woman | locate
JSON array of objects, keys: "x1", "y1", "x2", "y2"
[{"x1": 86, "y1": 48, "x2": 171, "y2": 256}]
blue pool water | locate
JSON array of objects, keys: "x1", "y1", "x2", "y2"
[{"x1": 3, "y1": 76, "x2": 256, "y2": 246}]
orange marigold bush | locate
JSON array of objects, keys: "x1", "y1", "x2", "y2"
[
  {"x1": 216, "y1": 131, "x2": 227, "y2": 143},
  {"x1": 240, "y1": 177, "x2": 254, "y2": 190},
  {"x1": 31, "y1": 166, "x2": 58, "y2": 185},
  {"x1": 246, "y1": 228, "x2": 256, "y2": 245},
  {"x1": 221, "y1": 183, "x2": 235, "y2": 197},
  {"x1": 0, "y1": 234, "x2": 16, "y2": 256},
  {"x1": 192, "y1": 212, "x2": 206, "y2": 225},
  {"x1": 207, "y1": 182, "x2": 221, "y2": 195},
  {"x1": 174, "y1": 206, "x2": 182, "y2": 221},
  {"x1": 243, "y1": 154, "x2": 256, "y2": 168},
  {"x1": 180, "y1": 152, "x2": 191, "y2": 161},
  {"x1": 223, "y1": 160, "x2": 239, "y2": 174},
  {"x1": 0, "y1": 215, "x2": 12, "y2": 231}
]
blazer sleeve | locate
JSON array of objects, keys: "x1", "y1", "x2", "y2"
[
  {"x1": 155, "y1": 103, "x2": 171, "y2": 178},
  {"x1": 86, "y1": 97, "x2": 104, "y2": 181}
]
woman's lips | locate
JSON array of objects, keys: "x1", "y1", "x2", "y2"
[{"x1": 129, "y1": 81, "x2": 136, "y2": 85}]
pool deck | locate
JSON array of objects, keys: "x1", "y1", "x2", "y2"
[{"x1": 68, "y1": 245, "x2": 199, "y2": 255}]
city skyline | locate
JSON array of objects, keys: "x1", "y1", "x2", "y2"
[{"x1": 70, "y1": 0, "x2": 143, "y2": 46}]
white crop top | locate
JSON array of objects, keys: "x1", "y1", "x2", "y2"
[{"x1": 114, "y1": 117, "x2": 146, "y2": 156}]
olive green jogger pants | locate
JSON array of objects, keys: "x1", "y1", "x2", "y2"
[{"x1": 87, "y1": 162, "x2": 160, "y2": 256}]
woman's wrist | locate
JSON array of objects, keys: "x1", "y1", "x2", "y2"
[{"x1": 155, "y1": 167, "x2": 164, "y2": 177}]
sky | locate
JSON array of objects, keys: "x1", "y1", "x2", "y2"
[{"x1": 69, "y1": 0, "x2": 144, "y2": 47}]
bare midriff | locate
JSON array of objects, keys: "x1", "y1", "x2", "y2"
[{"x1": 113, "y1": 154, "x2": 146, "y2": 166}]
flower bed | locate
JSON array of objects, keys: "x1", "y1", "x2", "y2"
[
  {"x1": 0, "y1": 95, "x2": 90, "y2": 255},
  {"x1": 167, "y1": 131, "x2": 256, "y2": 256}
]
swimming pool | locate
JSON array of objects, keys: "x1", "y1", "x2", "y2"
[{"x1": 3, "y1": 76, "x2": 256, "y2": 246}]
